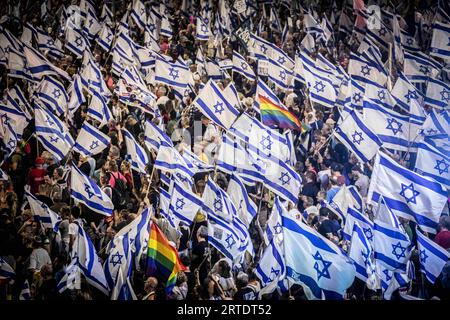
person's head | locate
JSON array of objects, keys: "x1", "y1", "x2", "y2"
[
  {"x1": 196, "y1": 225, "x2": 208, "y2": 242},
  {"x1": 439, "y1": 216, "x2": 450, "y2": 232},
  {"x1": 35, "y1": 157, "x2": 45, "y2": 169},
  {"x1": 108, "y1": 146, "x2": 120, "y2": 160},
  {"x1": 217, "y1": 260, "x2": 231, "y2": 278},
  {"x1": 109, "y1": 161, "x2": 118, "y2": 172},
  {"x1": 236, "y1": 271, "x2": 249, "y2": 289},
  {"x1": 302, "y1": 196, "x2": 314, "y2": 208},
  {"x1": 201, "y1": 115, "x2": 210, "y2": 126},
  {"x1": 305, "y1": 171, "x2": 316, "y2": 183},
  {"x1": 351, "y1": 165, "x2": 362, "y2": 179},
  {"x1": 317, "y1": 191, "x2": 327, "y2": 203},
  {"x1": 144, "y1": 277, "x2": 158, "y2": 292},
  {"x1": 120, "y1": 161, "x2": 130, "y2": 172},
  {"x1": 71, "y1": 206, "x2": 81, "y2": 220},
  {"x1": 319, "y1": 206, "x2": 331, "y2": 218},
  {"x1": 53, "y1": 167, "x2": 64, "y2": 180}
]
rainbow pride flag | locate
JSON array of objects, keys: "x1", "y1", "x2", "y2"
[
  {"x1": 259, "y1": 95, "x2": 302, "y2": 131},
  {"x1": 146, "y1": 222, "x2": 186, "y2": 292}
]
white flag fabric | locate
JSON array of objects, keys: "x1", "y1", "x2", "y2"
[
  {"x1": 122, "y1": 128, "x2": 149, "y2": 174},
  {"x1": 232, "y1": 50, "x2": 256, "y2": 81},
  {"x1": 430, "y1": 21, "x2": 450, "y2": 61},
  {"x1": 73, "y1": 121, "x2": 111, "y2": 157},
  {"x1": 25, "y1": 191, "x2": 62, "y2": 232},
  {"x1": 168, "y1": 177, "x2": 203, "y2": 226},
  {"x1": 35, "y1": 76, "x2": 68, "y2": 116},
  {"x1": 415, "y1": 139, "x2": 450, "y2": 189}
]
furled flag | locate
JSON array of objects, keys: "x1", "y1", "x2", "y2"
[
  {"x1": 227, "y1": 173, "x2": 258, "y2": 227},
  {"x1": 154, "y1": 141, "x2": 194, "y2": 180},
  {"x1": 373, "y1": 217, "x2": 413, "y2": 273},
  {"x1": 25, "y1": 191, "x2": 62, "y2": 232},
  {"x1": 70, "y1": 221, "x2": 110, "y2": 295},
  {"x1": 416, "y1": 226, "x2": 450, "y2": 284},
  {"x1": 130, "y1": 0, "x2": 147, "y2": 30},
  {"x1": 283, "y1": 213, "x2": 356, "y2": 299},
  {"x1": 19, "y1": 280, "x2": 31, "y2": 300},
  {"x1": 122, "y1": 129, "x2": 149, "y2": 174},
  {"x1": 367, "y1": 151, "x2": 448, "y2": 234},
  {"x1": 34, "y1": 104, "x2": 74, "y2": 161},
  {"x1": 333, "y1": 109, "x2": 383, "y2": 163},
  {"x1": 96, "y1": 23, "x2": 114, "y2": 52},
  {"x1": 342, "y1": 206, "x2": 374, "y2": 242},
  {"x1": 67, "y1": 74, "x2": 86, "y2": 114},
  {"x1": 146, "y1": 221, "x2": 186, "y2": 293},
  {"x1": 70, "y1": 164, "x2": 114, "y2": 216},
  {"x1": 232, "y1": 50, "x2": 256, "y2": 81},
  {"x1": 160, "y1": 14, "x2": 173, "y2": 39},
  {"x1": 154, "y1": 56, "x2": 190, "y2": 89},
  {"x1": 425, "y1": 77, "x2": 450, "y2": 110},
  {"x1": 35, "y1": 76, "x2": 68, "y2": 116},
  {"x1": 168, "y1": 177, "x2": 203, "y2": 226},
  {"x1": 348, "y1": 223, "x2": 378, "y2": 289},
  {"x1": 100, "y1": 3, "x2": 113, "y2": 24},
  {"x1": 415, "y1": 139, "x2": 450, "y2": 189},
  {"x1": 73, "y1": 121, "x2": 111, "y2": 158},
  {"x1": 255, "y1": 237, "x2": 286, "y2": 296},
  {"x1": 193, "y1": 79, "x2": 240, "y2": 129},
  {"x1": 429, "y1": 21, "x2": 450, "y2": 60},
  {"x1": 111, "y1": 265, "x2": 137, "y2": 300}
]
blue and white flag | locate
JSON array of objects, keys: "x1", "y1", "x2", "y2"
[
  {"x1": 232, "y1": 51, "x2": 256, "y2": 81},
  {"x1": 160, "y1": 15, "x2": 173, "y2": 39},
  {"x1": 182, "y1": 147, "x2": 215, "y2": 174},
  {"x1": 111, "y1": 266, "x2": 137, "y2": 300},
  {"x1": 144, "y1": 119, "x2": 173, "y2": 152},
  {"x1": 227, "y1": 173, "x2": 258, "y2": 227},
  {"x1": 348, "y1": 223, "x2": 377, "y2": 289},
  {"x1": 0, "y1": 97, "x2": 29, "y2": 138},
  {"x1": 373, "y1": 218, "x2": 413, "y2": 273},
  {"x1": 83, "y1": 7, "x2": 101, "y2": 40},
  {"x1": 86, "y1": 89, "x2": 113, "y2": 127},
  {"x1": 19, "y1": 280, "x2": 31, "y2": 300},
  {"x1": 34, "y1": 104, "x2": 74, "y2": 161},
  {"x1": 168, "y1": 177, "x2": 203, "y2": 226},
  {"x1": 416, "y1": 226, "x2": 450, "y2": 284},
  {"x1": 7, "y1": 47, "x2": 33, "y2": 81},
  {"x1": 419, "y1": 109, "x2": 449, "y2": 137},
  {"x1": 35, "y1": 76, "x2": 68, "y2": 116},
  {"x1": 122, "y1": 129, "x2": 149, "y2": 174},
  {"x1": 348, "y1": 52, "x2": 387, "y2": 86},
  {"x1": 196, "y1": 16, "x2": 210, "y2": 41},
  {"x1": 23, "y1": 45, "x2": 70, "y2": 82},
  {"x1": 415, "y1": 140, "x2": 450, "y2": 189},
  {"x1": 334, "y1": 109, "x2": 383, "y2": 163},
  {"x1": 100, "y1": 3, "x2": 113, "y2": 24},
  {"x1": 25, "y1": 191, "x2": 61, "y2": 232},
  {"x1": 255, "y1": 237, "x2": 286, "y2": 296},
  {"x1": 154, "y1": 141, "x2": 194, "y2": 180},
  {"x1": 155, "y1": 56, "x2": 190, "y2": 89},
  {"x1": 104, "y1": 232, "x2": 132, "y2": 292},
  {"x1": 79, "y1": 52, "x2": 111, "y2": 98},
  {"x1": 71, "y1": 221, "x2": 110, "y2": 295},
  {"x1": 0, "y1": 257, "x2": 15, "y2": 280},
  {"x1": 267, "y1": 58, "x2": 292, "y2": 91},
  {"x1": 404, "y1": 51, "x2": 442, "y2": 83},
  {"x1": 73, "y1": 121, "x2": 111, "y2": 158},
  {"x1": 430, "y1": 21, "x2": 450, "y2": 60},
  {"x1": 70, "y1": 164, "x2": 114, "y2": 216},
  {"x1": 425, "y1": 78, "x2": 450, "y2": 110},
  {"x1": 35, "y1": 27, "x2": 64, "y2": 60},
  {"x1": 391, "y1": 73, "x2": 425, "y2": 119},
  {"x1": 193, "y1": 79, "x2": 240, "y2": 129},
  {"x1": 96, "y1": 23, "x2": 114, "y2": 52},
  {"x1": 250, "y1": 33, "x2": 273, "y2": 60},
  {"x1": 283, "y1": 214, "x2": 355, "y2": 299},
  {"x1": 0, "y1": 120, "x2": 18, "y2": 158},
  {"x1": 368, "y1": 151, "x2": 448, "y2": 234},
  {"x1": 68, "y1": 74, "x2": 86, "y2": 114},
  {"x1": 130, "y1": 0, "x2": 147, "y2": 30},
  {"x1": 8, "y1": 85, "x2": 32, "y2": 121},
  {"x1": 343, "y1": 207, "x2": 374, "y2": 243},
  {"x1": 65, "y1": 22, "x2": 90, "y2": 59}
]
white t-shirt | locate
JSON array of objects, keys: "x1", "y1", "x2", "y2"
[{"x1": 28, "y1": 248, "x2": 51, "y2": 271}]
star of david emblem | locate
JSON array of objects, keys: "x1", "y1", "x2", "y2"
[
  {"x1": 419, "y1": 65, "x2": 430, "y2": 75},
  {"x1": 383, "y1": 269, "x2": 392, "y2": 282},
  {"x1": 260, "y1": 44, "x2": 267, "y2": 54},
  {"x1": 279, "y1": 172, "x2": 290, "y2": 186},
  {"x1": 148, "y1": 23, "x2": 156, "y2": 32},
  {"x1": 406, "y1": 37, "x2": 414, "y2": 46},
  {"x1": 399, "y1": 183, "x2": 420, "y2": 204},
  {"x1": 241, "y1": 62, "x2": 248, "y2": 70},
  {"x1": 360, "y1": 65, "x2": 371, "y2": 76},
  {"x1": 200, "y1": 24, "x2": 208, "y2": 33},
  {"x1": 404, "y1": 90, "x2": 418, "y2": 103},
  {"x1": 45, "y1": 116, "x2": 55, "y2": 126},
  {"x1": 168, "y1": 67, "x2": 179, "y2": 80},
  {"x1": 110, "y1": 252, "x2": 123, "y2": 267},
  {"x1": 361, "y1": 249, "x2": 370, "y2": 266},
  {"x1": 440, "y1": 89, "x2": 450, "y2": 103},
  {"x1": 378, "y1": 27, "x2": 387, "y2": 36},
  {"x1": 84, "y1": 183, "x2": 95, "y2": 198},
  {"x1": 213, "y1": 197, "x2": 223, "y2": 212},
  {"x1": 377, "y1": 90, "x2": 386, "y2": 101},
  {"x1": 268, "y1": 267, "x2": 280, "y2": 282},
  {"x1": 277, "y1": 56, "x2": 286, "y2": 65},
  {"x1": 363, "y1": 227, "x2": 373, "y2": 241},
  {"x1": 313, "y1": 80, "x2": 325, "y2": 93},
  {"x1": 434, "y1": 158, "x2": 449, "y2": 175},
  {"x1": 225, "y1": 233, "x2": 236, "y2": 249},
  {"x1": 52, "y1": 88, "x2": 61, "y2": 99},
  {"x1": 75, "y1": 36, "x2": 83, "y2": 47},
  {"x1": 386, "y1": 118, "x2": 403, "y2": 135},
  {"x1": 353, "y1": 92, "x2": 362, "y2": 104},
  {"x1": 312, "y1": 251, "x2": 332, "y2": 281},
  {"x1": 279, "y1": 70, "x2": 287, "y2": 81},
  {"x1": 89, "y1": 140, "x2": 99, "y2": 150},
  {"x1": 106, "y1": 32, "x2": 112, "y2": 42},
  {"x1": 391, "y1": 241, "x2": 407, "y2": 260},
  {"x1": 175, "y1": 198, "x2": 185, "y2": 211},
  {"x1": 46, "y1": 39, "x2": 54, "y2": 46},
  {"x1": 419, "y1": 249, "x2": 428, "y2": 264},
  {"x1": 213, "y1": 101, "x2": 225, "y2": 114},
  {"x1": 49, "y1": 136, "x2": 59, "y2": 143},
  {"x1": 273, "y1": 222, "x2": 283, "y2": 234},
  {"x1": 351, "y1": 131, "x2": 364, "y2": 145},
  {"x1": 260, "y1": 135, "x2": 273, "y2": 151},
  {"x1": 176, "y1": 173, "x2": 188, "y2": 183}
]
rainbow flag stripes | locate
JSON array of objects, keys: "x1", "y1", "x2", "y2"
[{"x1": 259, "y1": 95, "x2": 302, "y2": 131}]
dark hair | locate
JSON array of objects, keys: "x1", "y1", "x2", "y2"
[
  {"x1": 351, "y1": 165, "x2": 362, "y2": 173},
  {"x1": 319, "y1": 207, "x2": 331, "y2": 217},
  {"x1": 71, "y1": 206, "x2": 81, "y2": 219},
  {"x1": 218, "y1": 260, "x2": 231, "y2": 278}
]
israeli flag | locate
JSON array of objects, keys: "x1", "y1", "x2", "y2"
[
  {"x1": 182, "y1": 147, "x2": 214, "y2": 173},
  {"x1": 267, "y1": 58, "x2": 292, "y2": 91},
  {"x1": 342, "y1": 207, "x2": 374, "y2": 243},
  {"x1": 160, "y1": 15, "x2": 173, "y2": 39},
  {"x1": 250, "y1": 32, "x2": 273, "y2": 60},
  {"x1": 19, "y1": 280, "x2": 31, "y2": 300},
  {"x1": 415, "y1": 140, "x2": 450, "y2": 189},
  {"x1": 425, "y1": 78, "x2": 450, "y2": 110},
  {"x1": 266, "y1": 197, "x2": 286, "y2": 246},
  {"x1": 255, "y1": 237, "x2": 286, "y2": 296},
  {"x1": 368, "y1": 151, "x2": 448, "y2": 234},
  {"x1": 104, "y1": 232, "x2": 132, "y2": 291},
  {"x1": 373, "y1": 218, "x2": 413, "y2": 273},
  {"x1": 35, "y1": 76, "x2": 68, "y2": 116},
  {"x1": 25, "y1": 191, "x2": 62, "y2": 232},
  {"x1": 269, "y1": 44, "x2": 294, "y2": 70},
  {"x1": 96, "y1": 23, "x2": 114, "y2": 52},
  {"x1": 155, "y1": 56, "x2": 190, "y2": 89},
  {"x1": 83, "y1": 7, "x2": 101, "y2": 40},
  {"x1": 122, "y1": 129, "x2": 149, "y2": 174},
  {"x1": 227, "y1": 174, "x2": 258, "y2": 227},
  {"x1": 23, "y1": 44, "x2": 70, "y2": 82},
  {"x1": 34, "y1": 104, "x2": 74, "y2": 161},
  {"x1": 1, "y1": 121, "x2": 18, "y2": 158},
  {"x1": 293, "y1": 53, "x2": 306, "y2": 84},
  {"x1": 111, "y1": 266, "x2": 137, "y2": 300},
  {"x1": 416, "y1": 226, "x2": 450, "y2": 284},
  {"x1": 0, "y1": 99, "x2": 28, "y2": 138},
  {"x1": 68, "y1": 74, "x2": 86, "y2": 114},
  {"x1": 7, "y1": 47, "x2": 33, "y2": 81},
  {"x1": 430, "y1": 21, "x2": 450, "y2": 60},
  {"x1": 301, "y1": 52, "x2": 337, "y2": 108},
  {"x1": 363, "y1": 81, "x2": 397, "y2": 111},
  {"x1": 35, "y1": 27, "x2": 64, "y2": 60},
  {"x1": 196, "y1": 16, "x2": 210, "y2": 41},
  {"x1": 419, "y1": 109, "x2": 449, "y2": 137},
  {"x1": 130, "y1": 0, "x2": 147, "y2": 30},
  {"x1": 168, "y1": 177, "x2": 203, "y2": 226},
  {"x1": 404, "y1": 51, "x2": 442, "y2": 83},
  {"x1": 391, "y1": 73, "x2": 425, "y2": 121},
  {"x1": 100, "y1": 3, "x2": 113, "y2": 24},
  {"x1": 70, "y1": 164, "x2": 114, "y2": 216},
  {"x1": 144, "y1": 119, "x2": 173, "y2": 152},
  {"x1": 71, "y1": 221, "x2": 110, "y2": 295},
  {"x1": 86, "y1": 89, "x2": 113, "y2": 127},
  {"x1": 0, "y1": 257, "x2": 15, "y2": 280},
  {"x1": 334, "y1": 109, "x2": 383, "y2": 163},
  {"x1": 154, "y1": 141, "x2": 194, "y2": 180},
  {"x1": 8, "y1": 85, "x2": 32, "y2": 121},
  {"x1": 193, "y1": 79, "x2": 240, "y2": 129},
  {"x1": 65, "y1": 22, "x2": 90, "y2": 59},
  {"x1": 348, "y1": 52, "x2": 387, "y2": 86},
  {"x1": 348, "y1": 223, "x2": 378, "y2": 289},
  {"x1": 73, "y1": 121, "x2": 110, "y2": 158},
  {"x1": 283, "y1": 214, "x2": 356, "y2": 300},
  {"x1": 232, "y1": 50, "x2": 255, "y2": 81}
]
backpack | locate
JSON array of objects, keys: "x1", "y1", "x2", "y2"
[{"x1": 110, "y1": 173, "x2": 129, "y2": 209}]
